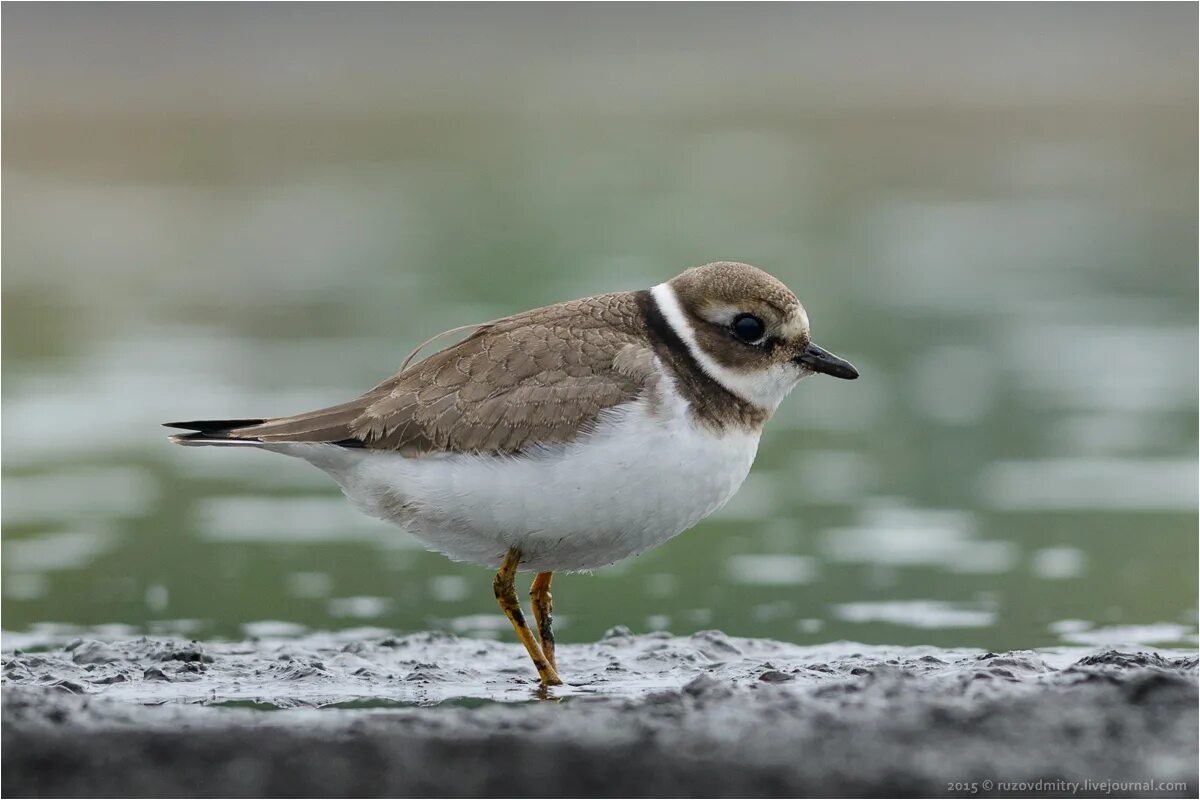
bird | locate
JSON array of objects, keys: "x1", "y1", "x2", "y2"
[{"x1": 166, "y1": 261, "x2": 859, "y2": 685}]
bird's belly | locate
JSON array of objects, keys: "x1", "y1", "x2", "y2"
[{"x1": 326, "y1": 401, "x2": 760, "y2": 572}]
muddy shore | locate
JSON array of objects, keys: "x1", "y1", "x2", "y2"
[{"x1": 2, "y1": 629, "x2": 1196, "y2": 798}]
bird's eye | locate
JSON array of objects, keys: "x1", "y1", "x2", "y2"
[{"x1": 731, "y1": 313, "x2": 766, "y2": 343}]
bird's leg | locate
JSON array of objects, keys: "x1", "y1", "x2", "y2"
[
  {"x1": 494, "y1": 549, "x2": 562, "y2": 686},
  {"x1": 529, "y1": 571, "x2": 556, "y2": 672}
]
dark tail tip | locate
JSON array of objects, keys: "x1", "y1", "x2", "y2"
[
  {"x1": 164, "y1": 419, "x2": 266, "y2": 434},
  {"x1": 166, "y1": 418, "x2": 268, "y2": 447}
]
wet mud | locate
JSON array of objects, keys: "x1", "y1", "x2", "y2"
[{"x1": 3, "y1": 629, "x2": 1197, "y2": 797}]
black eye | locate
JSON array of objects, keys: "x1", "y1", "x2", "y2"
[{"x1": 731, "y1": 313, "x2": 765, "y2": 343}]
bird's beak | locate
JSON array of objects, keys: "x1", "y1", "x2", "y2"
[{"x1": 797, "y1": 342, "x2": 859, "y2": 380}]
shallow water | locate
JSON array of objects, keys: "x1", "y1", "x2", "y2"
[{"x1": 2, "y1": 5, "x2": 1197, "y2": 653}]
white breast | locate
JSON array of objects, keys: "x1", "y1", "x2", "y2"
[{"x1": 275, "y1": 380, "x2": 760, "y2": 572}]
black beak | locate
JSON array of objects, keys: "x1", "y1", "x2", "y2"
[{"x1": 797, "y1": 342, "x2": 859, "y2": 380}]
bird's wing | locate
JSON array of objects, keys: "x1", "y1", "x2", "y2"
[{"x1": 219, "y1": 292, "x2": 661, "y2": 456}]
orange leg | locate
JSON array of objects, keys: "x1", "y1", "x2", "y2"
[
  {"x1": 530, "y1": 571, "x2": 556, "y2": 672},
  {"x1": 493, "y1": 549, "x2": 561, "y2": 685}
]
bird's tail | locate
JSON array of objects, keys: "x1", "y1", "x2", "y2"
[{"x1": 164, "y1": 419, "x2": 268, "y2": 447}]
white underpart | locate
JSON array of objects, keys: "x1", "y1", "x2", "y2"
[
  {"x1": 649, "y1": 282, "x2": 804, "y2": 412},
  {"x1": 267, "y1": 372, "x2": 760, "y2": 572}
]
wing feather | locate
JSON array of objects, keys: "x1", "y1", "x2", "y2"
[{"x1": 225, "y1": 292, "x2": 658, "y2": 456}]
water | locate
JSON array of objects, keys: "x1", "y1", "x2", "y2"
[{"x1": 3, "y1": 5, "x2": 1197, "y2": 653}]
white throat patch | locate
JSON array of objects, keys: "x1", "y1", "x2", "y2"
[{"x1": 649, "y1": 282, "x2": 802, "y2": 412}]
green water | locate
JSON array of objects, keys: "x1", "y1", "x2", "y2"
[{"x1": 3, "y1": 5, "x2": 1196, "y2": 652}]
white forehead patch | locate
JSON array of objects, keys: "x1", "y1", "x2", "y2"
[
  {"x1": 650, "y1": 282, "x2": 802, "y2": 412},
  {"x1": 779, "y1": 304, "x2": 810, "y2": 341}
]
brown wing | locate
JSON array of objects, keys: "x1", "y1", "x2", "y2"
[{"x1": 227, "y1": 292, "x2": 659, "y2": 456}]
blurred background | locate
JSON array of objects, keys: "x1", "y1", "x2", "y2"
[{"x1": 3, "y1": 4, "x2": 1196, "y2": 652}]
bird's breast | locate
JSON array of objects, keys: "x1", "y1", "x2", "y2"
[{"x1": 333, "y1": 389, "x2": 761, "y2": 571}]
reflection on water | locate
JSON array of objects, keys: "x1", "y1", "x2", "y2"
[
  {"x1": 2, "y1": 5, "x2": 1197, "y2": 652},
  {"x1": 726, "y1": 555, "x2": 818, "y2": 586},
  {"x1": 195, "y1": 495, "x2": 399, "y2": 543},
  {"x1": 819, "y1": 504, "x2": 1015, "y2": 573},
  {"x1": 1052, "y1": 622, "x2": 1199, "y2": 648},
  {"x1": 980, "y1": 458, "x2": 1198, "y2": 511},
  {"x1": 833, "y1": 600, "x2": 997, "y2": 630}
]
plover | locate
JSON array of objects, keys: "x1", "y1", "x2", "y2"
[{"x1": 167, "y1": 262, "x2": 858, "y2": 685}]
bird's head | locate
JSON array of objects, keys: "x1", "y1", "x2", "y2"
[{"x1": 651, "y1": 261, "x2": 858, "y2": 412}]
